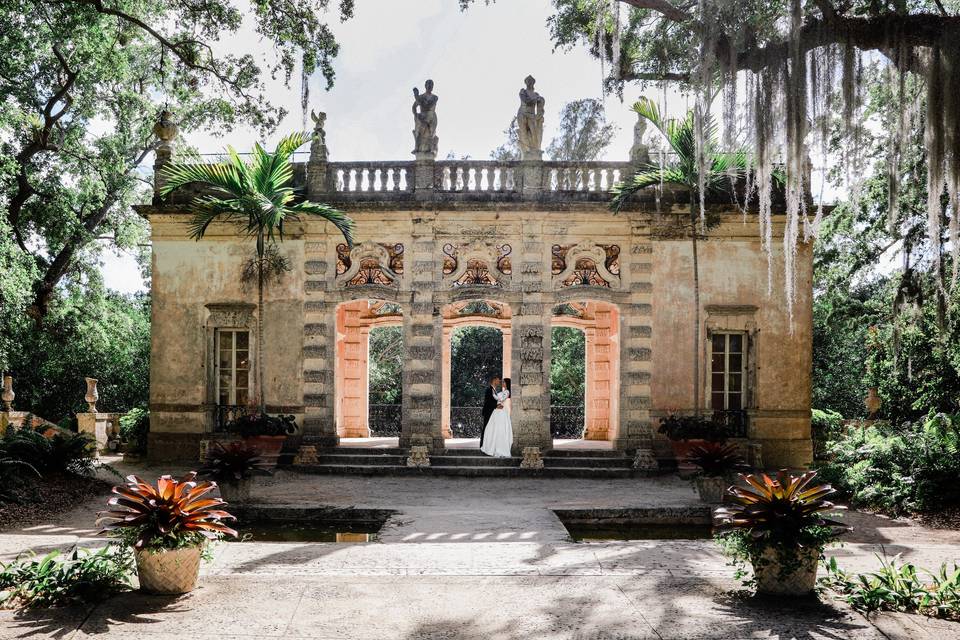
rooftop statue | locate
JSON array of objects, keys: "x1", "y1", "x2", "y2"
[
  {"x1": 412, "y1": 79, "x2": 439, "y2": 159},
  {"x1": 629, "y1": 112, "x2": 650, "y2": 166},
  {"x1": 310, "y1": 109, "x2": 328, "y2": 162},
  {"x1": 517, "y1": 75, "x2": 545, "y2": 161}
]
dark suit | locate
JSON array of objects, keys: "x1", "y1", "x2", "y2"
[{"x1": 480, "y1": 385, "x2": 498, "y2": 447}]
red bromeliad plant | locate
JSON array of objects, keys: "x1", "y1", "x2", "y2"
[
  {"x1": 199, "y1": 442, "x2": 272, "y2": 485},
  {"x1": 97, "y1": 472, "x2": 237, "y2": 551},
  {"x1": 685, "y1": 441, "x2": 744, "y2": 477}
]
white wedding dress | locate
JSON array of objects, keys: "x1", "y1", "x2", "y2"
[{"x1": 480, "y1": 389, "x2": 513, "y2": 457}]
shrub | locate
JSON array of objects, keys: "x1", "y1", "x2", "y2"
[
  {"x1": 657, "y1": 414, "x2": 730, "y2": 441},
  {"x1": 119, "y1": 407, "x2": 149, "y2": 454},
  {"x1": 0, "y1": 545, "x2": 133, "y2": 608},
  {"x1": 685, "y1": 441, "x2": 744, "y2": 477},
  {"x1": 97, "y1": 472, "x2": 237, "y2": 551},
  {"x1": 811, "y1": 408, "x2": 844, "y2": 459},
  {"x1": 227, "y1": 412, "x2": 297, "y2": 438},
  {"x1": 1, "y1": 428, "x2": 96, "y2": 476},
  {"x1": 817, "y1": 412, "x2": 960, "y2": 515}
]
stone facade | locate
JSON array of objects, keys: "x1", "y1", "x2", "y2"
[{"x1": 140, "y1": 155, "x2": 813, "y2": 468}]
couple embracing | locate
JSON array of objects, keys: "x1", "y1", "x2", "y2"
[{"x1": 480, "y1": 376, "x2": 513, "y2": 457}]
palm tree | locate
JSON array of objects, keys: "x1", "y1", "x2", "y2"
[
  {"x1": 160, "y1": 132, "x2": 354, "y2": 413},
  {"x1": 612, "y1": 98, "x2": 747, "y2": 417}
]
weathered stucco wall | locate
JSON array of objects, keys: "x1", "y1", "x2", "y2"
[{"x1": 145, "y1": 204, "x2": 812, "y2": 468}]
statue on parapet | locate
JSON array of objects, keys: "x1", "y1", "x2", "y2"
[
  {"x1": 310, "y1": 109, "x2": 328, "y2": 162},
  {"x1": 629, "y1": 111, "x2": 650, "y2": 166},
  {"x1": 412, "y1": 79, "x2": 439, "y2": 159},
  {"x1": 517, "y1": 75, "x2": 545, "y2": 161}
]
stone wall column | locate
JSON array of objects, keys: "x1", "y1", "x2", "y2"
[
  {"x1": 441, "y1": 325, "x2": 453, "y2": 439},
  {"x1": 617, "y1": 219, "x2": 656, "y2": 465},
  {"x1": 334, "y1": 302, "x2": 369, "y2": 438},
  {"x1": 402, "y1": 215, "x2": 444, "y2": 450},
  {"x1": 585, "y1": 306, "x2": 617, "y2": 441},
  {"x1": 501, "y1": 325, "x2": 512, "y2": 379},
  {"x1": 302, "y1": 242, "x2": 337, "y2": 447}
]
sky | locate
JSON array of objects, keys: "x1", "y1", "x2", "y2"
[{"x1": 101, "y1": 0, "x2": 683, "y2": 294}]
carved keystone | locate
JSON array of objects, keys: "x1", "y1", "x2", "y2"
[
  {"x1": 407, "y1": 445, "x2": 431, "y2": 468},
  {"x1": 294, "y1": 445, "x2": 319, "y2": 465},
  {"x1": 520, "y1": 446, "x2": 544, "y2": 470}
]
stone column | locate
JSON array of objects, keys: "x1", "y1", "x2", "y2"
[
  {"x1": 334, "y1": 301, "x2": 370, "y2": 438},
  {"x1": 501, "y1": 325, "x2": 512, "y2": 379},
  {"x1": 618, "y1": 216, "x2": 657, "y2": 469},
  {"x1": 512, "y1": 232, "x2": 552, "y2": 453},
  {"x1": 584, "y1": 306, "x2": 617, "y2": 441},
  {"x1": 520, "y1": 160, "x2": 544, "y2": 200},
  {"x1": 441, "y1": 324, "x2": 453, "y2": 439},
  {"x1": 401, "y1": 214, "x2": 444, "y2": 450},
  {"x1": 302, "y1": 241, "x2": 338, "y2": 447},
  {"x1": 413, "y1": 157, "x2": 435, "y2": 201}
]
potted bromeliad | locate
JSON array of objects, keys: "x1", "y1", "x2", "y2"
[
  {"x1": 228, "y1": 412, "x2": 297, "y2": 467},
  {"x1": 97, "y1": 473, "x2": 237, "y2": 594},
  {"x1": 685, "y1": 441, "x2": 745, "y2": 503},
  {"x1": 658, "y1": 413, "x2": 728, "y2": 469},
  {"x1": 714, "y1": 470, "x2": 847, "y2": 596},
  {"x1": 199, "y1": 442, "x2": 272, "y2": 503}
]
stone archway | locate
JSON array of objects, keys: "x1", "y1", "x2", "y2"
[
  {"x1": 440, "y1": 300, "x2": 513, "y2": 441},
  {"x1": 551, "y1": 300, "x2": 621, "y2": 442}
]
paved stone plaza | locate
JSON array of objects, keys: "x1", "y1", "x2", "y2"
[{"x1": 2, "y1": 464, "x2": 959, "y2": 639}]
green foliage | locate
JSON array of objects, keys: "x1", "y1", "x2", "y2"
[
  {"x1": 368, "y1": 326, "x2": 403, "y2": 405},
  {"x1": 0, "y1": 545, "x2": 133, "y2": 609},
  {"x1": 450, "y1": 326, "x2": 504, "y2": 407},
  {"x1": 118, "y1": 408, "x2": 149, "y2": 455},
  {"x1": 198, "y1": 442, "x2": 271, "y2": 484},
  {"x1": 550, "y1": 327, "x2": 585, "y2": 406},
  {"x1": 817, "y1": 413, "x2": 960, "y2": 515},
  {"x1": 685, "y1": 441, "x2": 743, "y2": 477},
  {"x1": 1, "y1": 428, "x2": 97, "y2": 477},
  {"x1": 823, "y1": 555, "x2": 960, "y2": 621},
  {"x1": 811, "y1": 408, "x2": 844, "y2": 459}
]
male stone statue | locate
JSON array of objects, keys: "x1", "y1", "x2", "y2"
[
  {"x1": 310, "y1": 109, "x2": 328, "y2": 162},
  {"x1": 517, "y1": 75, "x2": 545, "y2": 160},
  {"x1": 629, "y1": 111, "x2": 650, "y2": 166},
  {"x1": 412, "y1": 79, "x2": 439, "y2": 158}
]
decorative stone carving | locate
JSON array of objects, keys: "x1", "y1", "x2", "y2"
[
  {"x1": 206, "y1": 303, "x2": 256, "y2": 328},
  {"x1": 442, "y1": 241, "x2": 511, "y2": 288},
  {"x1": 552, "y1": 241, "x2": 621, "y2": 289},
  {"x1": 520, "y1": 446, "x2": 544, "y2": 470},
  {"x1": 1, "y1": 375, "x2": 13, "y2": 411},
  {"x1": 864, "y1": 387, "x2": 881, "y2": 418},
  {"x1": 632, "y1": 448, "x2": 659, "y2": 473},
  {"x1": 153, "y1": 110, "x2": 178, "y2": 165},
  {"x1": 84, "y1": 378, "x2": 99, "y2": 413},
  {"x1": 629, "y1": 111, "x2": 650, "y2": 166},
  {"x1": 748, "y1": 443, "x2": 764, "y2": 470},
  {"x1": 336, "y1": 241, "x2": 402, "y2": 288},
  {"x1": 294, "y1": 445, "x2": 319, "y2": 465},
  {"x1": 412, "y1": 80, "x2": 439, "y2": 159},
  {"x1": 407, "y1": 445, "x2": 431, "y2": 467},
  {"x1": 309, "y1": 110, "x2": 328, "y2": 162},
  {"x1": 517, "y1": 76, "x2": 545, "y2": 161}
]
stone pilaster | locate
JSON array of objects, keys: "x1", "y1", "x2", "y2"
[
  {"x1": 413, "y1": 158, "x2": 435, "y2": 201},
  {"x1": 401, "y1": 214, "x2": 443, "y2": 451},
  {"x1": 512, "y1": 231, "x2": 552, "y2": 452},
  {"x1": 520, "y1": 160, "x2": 543, "y2": 200},
  {"x1": 301, "y1": 241, "x2": 338, "y2": 447},
  {"x1": 617, "y1": 217, "x2": 655, "y2": 462}
]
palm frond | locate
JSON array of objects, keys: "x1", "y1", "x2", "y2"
[{"x1": 291, "y1": 201, "x2": 355, "y2": 247}]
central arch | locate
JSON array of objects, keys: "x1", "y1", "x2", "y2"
[{"x1": 440, "y1": 300, "x2": 512, "y2": 445}]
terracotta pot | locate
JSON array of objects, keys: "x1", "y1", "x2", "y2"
[
  {"x1": 694, "y1": 475, "x2": 729, "y2": 503},
  {"x1": 753, "y1": 546, "x2": 820, "y2": 596},
  {"x1": 217, "y1": 478, "x2": 252, "y2": 504},
  {"x1": 243, "y1": 435, "x2": 286, "y2": 467},
  {"x1": 670, "y1": 439, "x2": 707, "y2": 471},
  {"x1": 135, "y1": 545, "x2": 202, "y2": 595}
]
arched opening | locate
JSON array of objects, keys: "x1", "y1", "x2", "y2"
[
  {"x1": 440, "y1": 299, "x2": 512, "y2": 447},
  {"x1": 551, "y1": 300, "x2": 620, "y2": 444},
  {"x1": 334, "y1": 299, "x2": 403, "y2": 441}
]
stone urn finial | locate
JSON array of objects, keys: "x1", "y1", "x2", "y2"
[
  {"x1": 84, "y1": 377, "x2": 99, "y2": 413},
  {"x1": 1, "y1": 375, "x2": 14, "y2": 411},
  {"x1": 153, "y1": 110, "x2": 178, "y2": 165}
]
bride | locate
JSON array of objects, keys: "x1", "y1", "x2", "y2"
[{"x1": 481, "y1": 378, "x2": 513, "y2": 457}]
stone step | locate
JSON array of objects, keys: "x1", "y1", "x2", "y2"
[
  {"x1": 314, "y1": 454, "x2": 407, "y2": 466},
  {"x1": 290, "y1": 464, "x2": 636, "y2": 479},
  {"x1": 431, "y1": 456, "x2": 520, "y2": 467},
  {"x1": 311, "y1": 453, "x2": 630, "y2": 469}
]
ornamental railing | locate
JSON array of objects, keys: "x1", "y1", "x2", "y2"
[
  {"x1": 712, "y1": 409, "x2": 749, "y2": 438},
  {"x1": 368, "y1": 403, "x2": 402, "y2": 437},
  {"x1": 450, "y1": 406, "x2": 484, "y2": 438},
  {"x1": 550, "y1": 404, "x2": 585, "y2": 439},
  {"x1": 214, "y1": 404, "x2": 250, "y2": 432}
]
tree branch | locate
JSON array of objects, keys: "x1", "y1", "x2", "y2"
[{"x1": 618, "y1": 0, "x2": 690, "y2": 22}]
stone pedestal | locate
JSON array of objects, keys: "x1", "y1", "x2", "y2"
[
  {"x1": 78, "y1": 412, "x2": 110, "y2": 454},
  {"x1": 413, "y1": 158, "x2": 435, "y2": 199},
  {"x1": 520, "y1": 160, "x2": 543, "y2": 199},
  {"x1": 306, "y1": 161, "x2": 329, "y2": 196}
]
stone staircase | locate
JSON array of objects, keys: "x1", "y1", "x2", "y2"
[{"x1": 288, "y1": 446, "x2": 637, "y2": 479}]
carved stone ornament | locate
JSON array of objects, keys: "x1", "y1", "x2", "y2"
[
  {"x1": 552, "y1": 241, "x2": 621, "y2": 289},
  {"x1": 84, "y1": 377, "x2": 99, "y2": 413},
  {"x1": 1, "y1": 375, "x2": 14, "y2": 411},
  {"x1": 206, "y1": 303, "x2": 256, "y2": 328},
  {"x1": 294, "y1": 445, "x2": 320, "y2": 465},
  {"x1": 407, "y1": 445, "x2": 431, "y2": 468},
  {"x1": 443, "y1": 240, "x2": 511, "y2": 288},
  {"x1": 336, "y1": 241, "x2": 401, "y2": 288},
  {"x1": 632, "y1": 448, "x2": 659, "y2": 473},
  {"x1": 520, "y1": 446, "x2": 544, "y2": 470}
]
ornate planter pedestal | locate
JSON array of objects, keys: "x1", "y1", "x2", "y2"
[
  {"x1": 753, "y1": 546, "x2": 820, "y2": 596},
  {"x1": 694, "y1": 475, "x2": 729, "y2": 504},
  {"x1": 217, "y1": 478, "x2": 252, "y2": 504},
  {"x1": 135, "y1": 545, "x2": 202, "y2": 595},
  {"x1": 1, "y1": 375, "x2": 14, "y2": 411},
  {"x1": 84, "y1": 377, "x2": 99, "y2": 413}
]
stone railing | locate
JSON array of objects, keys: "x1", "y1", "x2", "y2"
[{"x1": 434, "y1": 160, "x2": 520, "y2": 193}]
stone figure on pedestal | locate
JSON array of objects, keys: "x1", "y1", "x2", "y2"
[
  {"x1": 310, "y1": 109, "x2": 328, "y2": 162},
  {"x1": 517, "y1": 75, "x2": 545, "y2": 161},
  {"x1": 629, "y1": 111, "x2": 650, "y2": 166},
  {"x1": 412, "y1": 79, "x2": 439, "y2": 158}
]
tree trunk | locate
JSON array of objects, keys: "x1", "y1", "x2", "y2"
[
  {"x1": 257, "y1": 240, "x2": 266, "y2": 413},
  {"x1": 691, "y1": 195, "x2": 701, "y2": 417}
]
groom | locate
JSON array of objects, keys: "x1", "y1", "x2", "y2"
[{"x1": 480, "y1": 376, "x2": 501, "y2": 448}]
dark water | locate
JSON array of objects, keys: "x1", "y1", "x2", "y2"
[
  {"x1": 561, "y1": 522, "x2": 713, "y2": 542},
  {"x1": 232, "y1": 520, "x2": 383, "y2": 543}
]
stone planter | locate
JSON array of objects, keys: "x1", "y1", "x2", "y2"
[
  {"x1": 217, "y1": 478, "x2": 252, "y2": 504},
  {"x1": 694, "y1": 475, "x2": 729, "y2": 503},
  {"x1": 134, "y1": 545, "x2": 203, "y2": 595},
  {"x1": 243, "y1": 435, "x2": 286, "y2": 467},
  {"x1": 753, "y1": 546, "x2": 820, "y2": 596}
]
